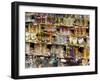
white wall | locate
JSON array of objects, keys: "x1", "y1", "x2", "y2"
[{"x1": 0, "y1": 0, "x2": 99, "y2": 81}]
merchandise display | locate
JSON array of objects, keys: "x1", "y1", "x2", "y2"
[{"x1": 25, "y1": 12, "x2": 90, "y2": 68}]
